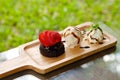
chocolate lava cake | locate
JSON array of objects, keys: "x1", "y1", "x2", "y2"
[{"x1": 38, "y1": 30, "x2": 65, "y2": 57}]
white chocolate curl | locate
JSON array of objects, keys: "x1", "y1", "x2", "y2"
[{"x1": 62, "y1": 26, "x2": 83, "y2": 48}]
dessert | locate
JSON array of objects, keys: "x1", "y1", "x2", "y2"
[
  {"x1": 62, "y1": 26, "x2": 83, "y2": 48},
  {"x1": 38, "y1": 22, "x2": 104, "y2": 56},
  {"x1": 38, "y1": 30, "x2": 65, "y2": 57},
  {"x1": 85, "y1": 23, "x2": 104, "y2": 44}
]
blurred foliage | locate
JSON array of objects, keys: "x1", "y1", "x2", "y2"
[{"x1": 0, "y1": 0, "x2": 120, "y2": 52}]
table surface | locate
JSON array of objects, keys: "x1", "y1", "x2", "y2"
[{"x1": 0, "y1": 23, "x2": 120, "y2": 80}]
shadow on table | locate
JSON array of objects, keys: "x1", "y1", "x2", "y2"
[{"x1": 1, "y1": 46, "x2": 116, "y2": 80}]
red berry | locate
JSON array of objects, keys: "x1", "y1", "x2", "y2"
[{"x1": 38, "y1": 30, "x2": 61, "y2": 47}]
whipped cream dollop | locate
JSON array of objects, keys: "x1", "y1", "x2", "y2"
[
  {"x1": 62, "y1": 26, "x2": 83, "y2": 48},
  {"x1": 85, "y1": 24, "x2": 104, "y2": 44}
]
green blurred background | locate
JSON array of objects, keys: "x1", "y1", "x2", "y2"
[{"x1": 0, "y1": 0, "x2": 120, "y2": 52}]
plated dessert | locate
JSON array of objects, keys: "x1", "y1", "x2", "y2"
[
  {"x1": 39, "y1": 30, "x2": 65, "y2": 57},
  {"x1": 38, "y1": 22, "x2": 105, "y2": 57}
]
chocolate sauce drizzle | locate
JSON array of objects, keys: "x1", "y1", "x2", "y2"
[
  {"x1": 71, "y1": 32, "x2": 80, "y2": 44},
  {"x1": 62, "y1": 41, "x2": 66, "y2": 43},
  {"x1": 80, "y1": 46, "x2": 90, "y2": 48},
  {"x1": 63, "y1": 28, "x2": 71, "y2": 37},
  {"x1": 103, "y1": 37, "x2": 106, "y2": 40}
]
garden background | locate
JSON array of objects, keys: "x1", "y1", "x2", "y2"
[{"x1": 0, "y1": 0, "x2": 120, "y2": 52}]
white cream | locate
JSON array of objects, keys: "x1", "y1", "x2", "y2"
[
  {"x1": 85, "y1": 27, "x2": 103, "y2": 44},
  {"x1": 62, "y1": 26, "x2": 83, "y2": 48}
]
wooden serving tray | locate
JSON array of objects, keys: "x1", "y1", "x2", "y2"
[{"x1": 0, "y1": 31, "x2": 117, "y2": 78}]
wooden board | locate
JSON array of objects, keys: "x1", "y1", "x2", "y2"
[{"x1": 0, "y1": 31, "x2": 117, "y2": 78}]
